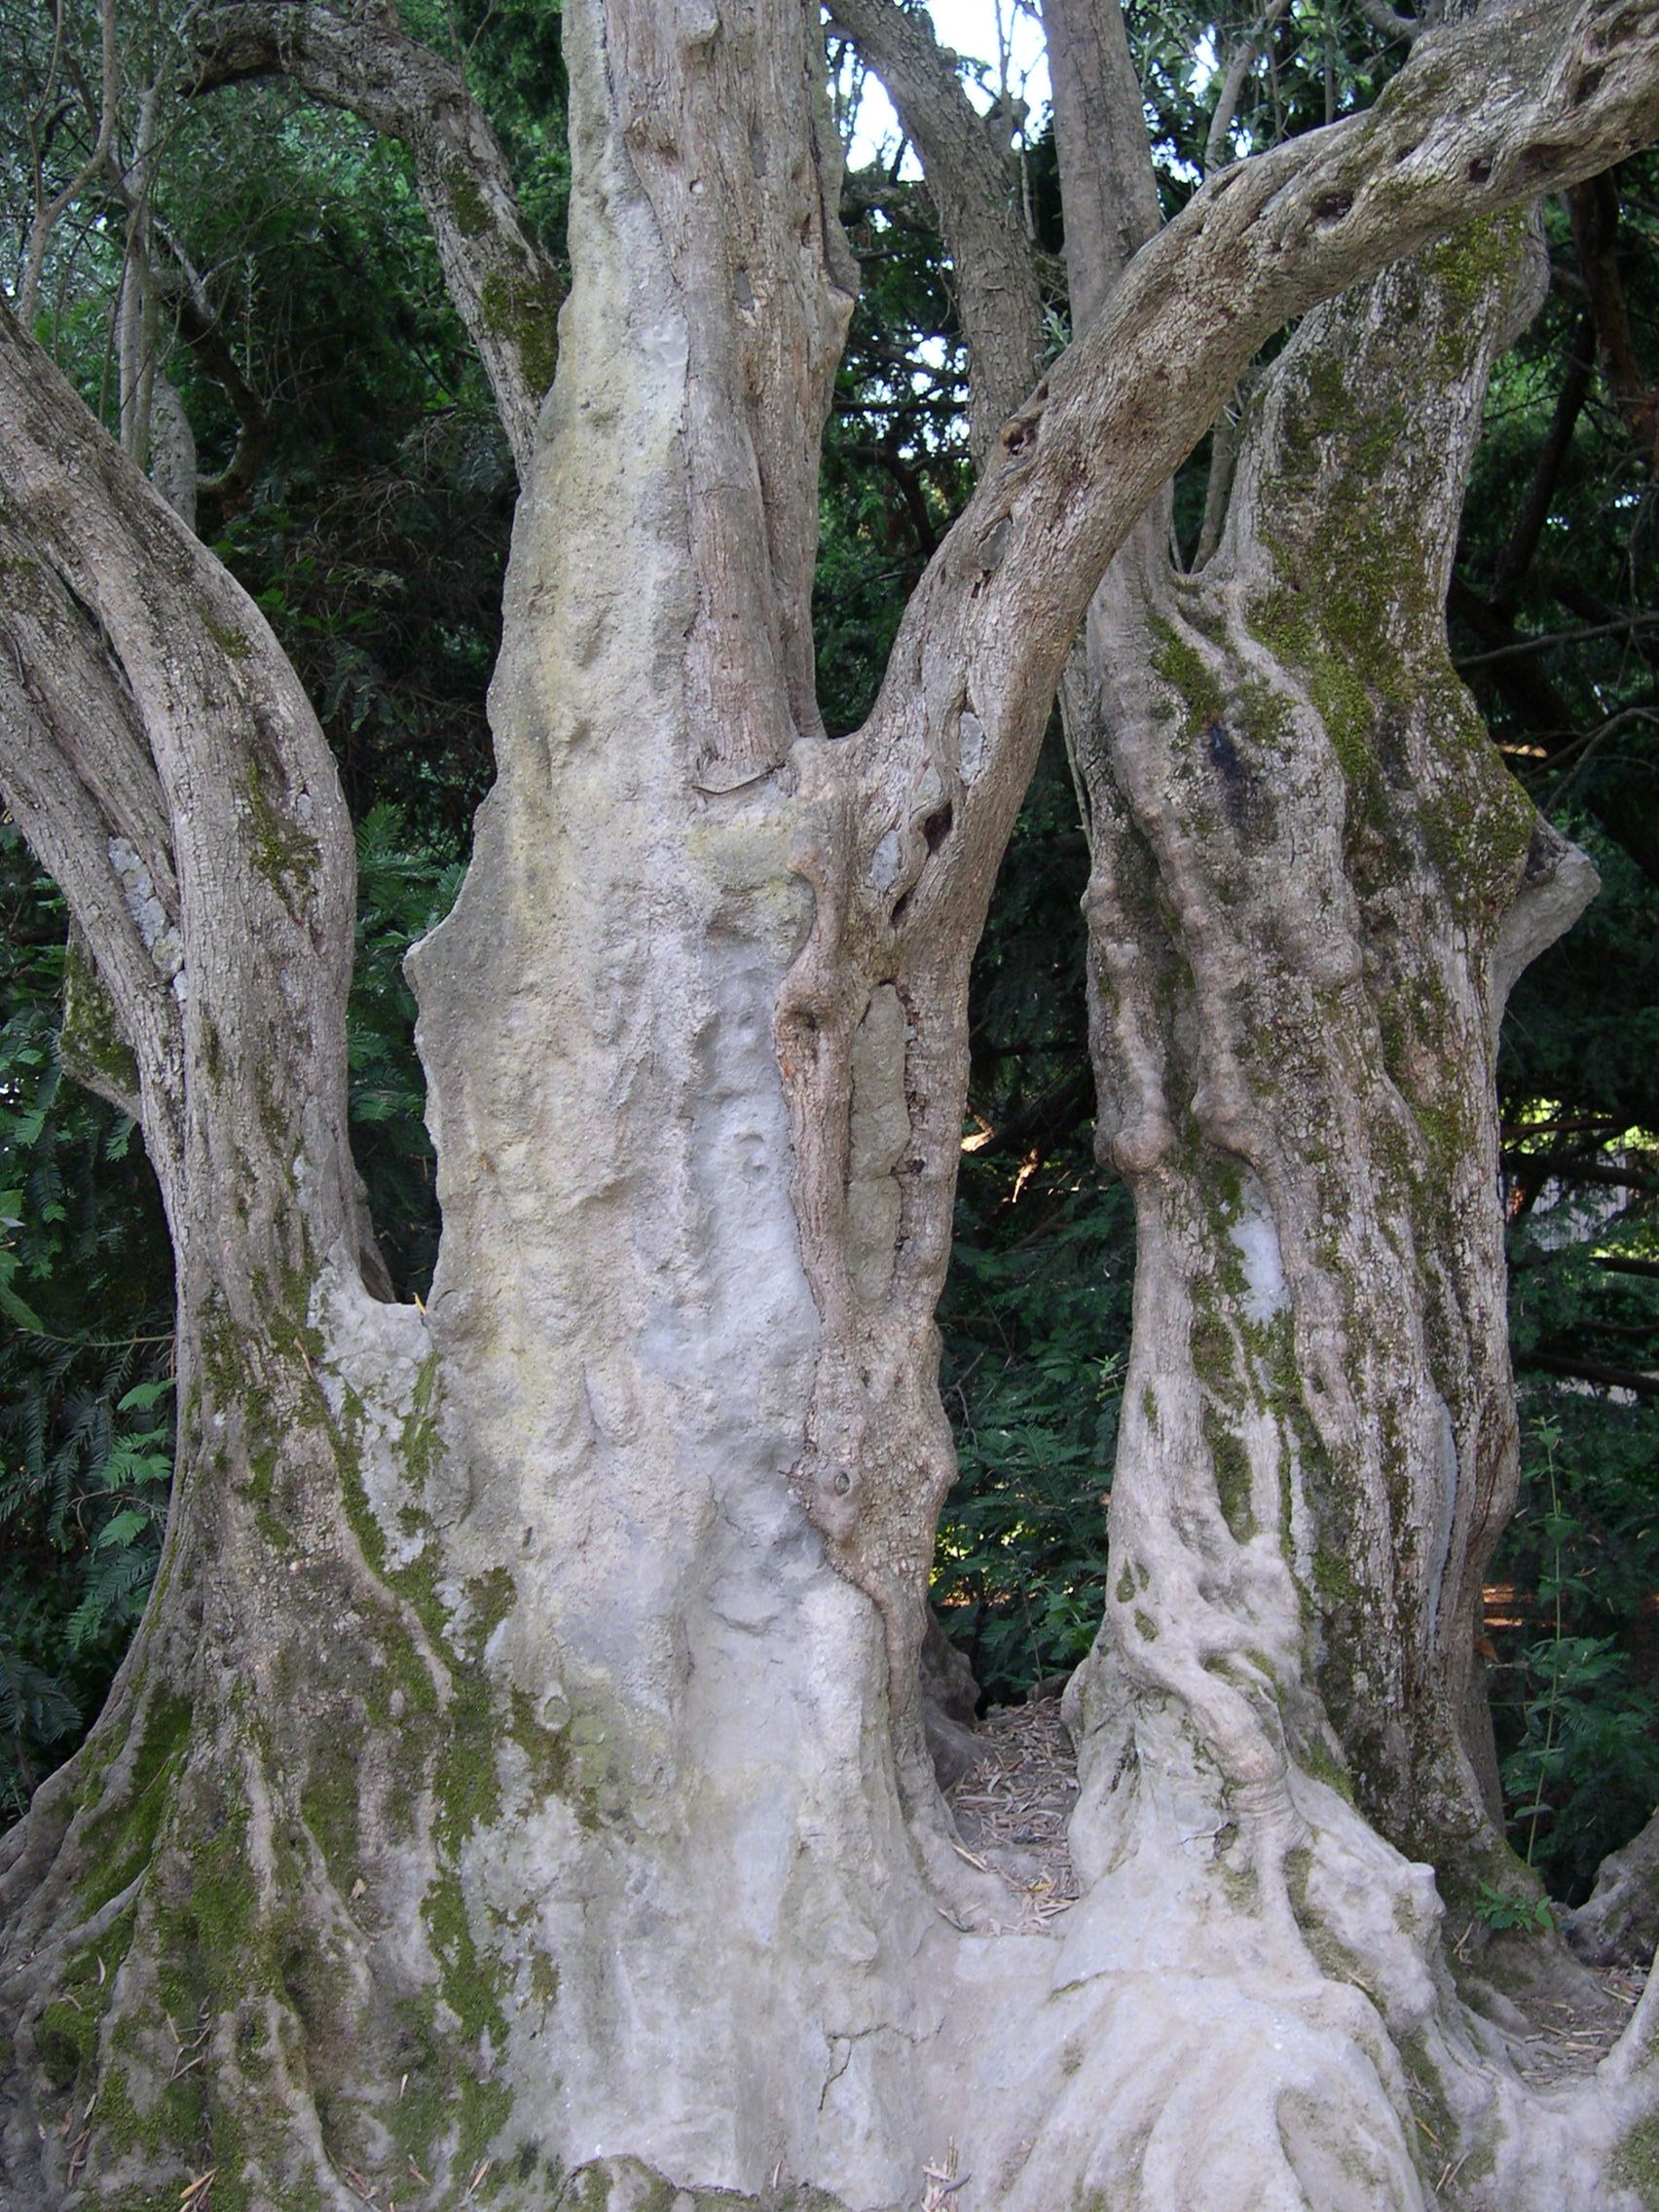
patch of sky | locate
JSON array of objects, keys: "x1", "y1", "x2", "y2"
[
  {"x1": 836, "y1": 2, "x2": 1217, "y2": 187},
  {"x1": 839, "y1": 0, "x2": 1052, "y2": 171}
]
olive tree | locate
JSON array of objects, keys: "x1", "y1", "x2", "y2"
[{"x1": 2, "y1": 1, "x2": 1658, "y2": 2207}]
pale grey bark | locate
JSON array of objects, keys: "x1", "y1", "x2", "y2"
[
  {"x1": 115, "y1": 81, "x2": 165, "y2": 474},
  {"x1": 880, "y1": 0, "x2": 1654, "y2": 2196},
  {"x1": 146, "y1": 372, "x2": 199, "y2": 530},
  {"x1": 0, "y1": 306, "x2": 431, "y2": 2207},
  {"x1": 4, "y1": 0, "x2": 1659, "y2": 2207},
  {"x1": 0, "y1": 560, "x2": 180, "y2": 1144},
  {"x1": 0, "y1": 308, "x2": 360, "y2": 1241},
  {"x1": 1067, "y1": 230, "x2": 1590, "y2": 1870},
  {"x1": 1043, "y1": 0, "x2": 1161, "y2": 327},
  {"x1": 396, "y1": 0, "x2": 951, "y2": 2183},
  {"x1": 1567, "y1": 1800, "x2": 1659, "y2": 1967},
  {"x1": 866, "y1": 0, "x2": 1659, "y2": 778},
  {"x1": 1026, "y1": 0, "x2": 1593, "y2": 1876},
  {"x1": 1026, "y1": 0, "x2": 1601, "y2": 1875}
]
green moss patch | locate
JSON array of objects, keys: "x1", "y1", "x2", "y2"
[
  {"x1": 240, "y1": 764, "x2": 322, "y2": 915},
  {"x1": 75, "y1": 1690, "x2": 194, "y2": 1919},
  {"x1": 61, "y1": 932, "x2": 139, "y2": 1098},
  {"x1": 479, "y1": 258, "x2": 562, "y2": 398},
  {"x1": 1615, "y1": 2112, "x2": 1659, "y2": 2208}
]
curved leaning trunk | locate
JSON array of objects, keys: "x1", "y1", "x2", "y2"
[
  {"x1": 0, "y1": 292, "x2": 458, "y2": 2204},
  {"x1": 1013, "y1": 228, "x2": 1659, "y2": 2212}
]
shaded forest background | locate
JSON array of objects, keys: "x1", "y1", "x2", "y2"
[{"x1": 3, "y1": 0, "x2": 1657, "y2": 1913}]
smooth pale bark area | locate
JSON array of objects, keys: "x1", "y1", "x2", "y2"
[
  {"x1": 396, "y1": 0, "x2": 962, "y2": 2192},
  {"x1": 7, "y1": 0, "x2": 1659, "y2": 2206}
]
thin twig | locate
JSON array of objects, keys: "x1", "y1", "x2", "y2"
[
  {"x1": 1203, "y1": 0, "x2": 1291, "y2": 179},
  {"x1": 1455, "y1": 613, "x2": 1659, "y2": 670},
  {"x1": 19, "y1": 0, "x2": 121, "y2": 324}
]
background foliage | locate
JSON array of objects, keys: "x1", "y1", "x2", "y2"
[{"x1": 0, "y1": 828, "x2": 172, "y2": 1821}]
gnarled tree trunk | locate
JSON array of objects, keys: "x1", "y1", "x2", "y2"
[
  {"x1": 5, "y1": 0, "x2": 1659, "y2": 2207},
  {"x1": 1066, "y1": 228, "x2": 1586, "y2": 1887}
]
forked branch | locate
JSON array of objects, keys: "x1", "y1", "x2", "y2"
[
  {"x1": 18, "y1": 0, "x2": 120, "y2": 325},
  {"x1": 869, "y1": 0, "x2": 1659, "y2": 816}
]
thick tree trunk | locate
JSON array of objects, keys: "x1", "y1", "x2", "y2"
[
  {"x1": 1064, "y1": 226, "x2": 1590, "y2": 1886},
  {"x1": 0, "y1": 302, "x2": 449, "y2": 2208},
  {"x1": 7, "y1": 0, "x2": 1659, "y2": 2207},
  {"x1": 393, "y1": 0, "x2": 964, "y2": 2185}
]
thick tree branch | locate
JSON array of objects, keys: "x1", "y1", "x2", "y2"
[
  {"x1": 1041, "y1": 0, "x2": 1172, "y2": 630},
  {"x1": 0, "y1": 299, "x2": 373, "y2": 1286},
  {"x1": 1354, "y1": 0, "x2": 1439, "y2": 42},
  {"x1": 190, "y1": 1, "x2": 562, "y2": 479},
  {"x1": 826, "y1": 0, "x2": 1045, "y2": 450},
  {"x1": 782, "y1": 0, "x2": 1659, "y2": 1411},
  {"x1": 864, "y1": 0, "x2": 1659, "y2": 822},
  {"x1": 1042, "y1": 0, "x2": 1163, "y2": 326},
  {"x1": 0, "y1": 517, "x2": 182, "y2": 1130}
]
